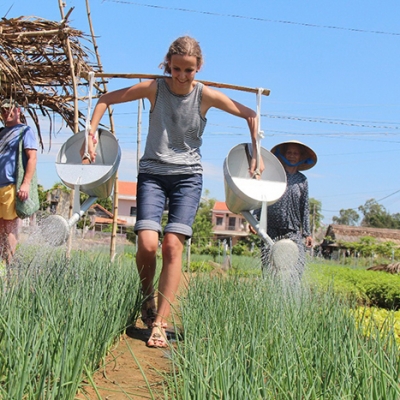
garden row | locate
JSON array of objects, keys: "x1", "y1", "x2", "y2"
[{"x1": 0, "y1": 248, "x2": 399, "y2": 398}]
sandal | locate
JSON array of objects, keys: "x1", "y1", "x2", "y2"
[
  {"x1": 147, "y1": 322, "x2": 168, "y2": 348},
  {"x1": 141, "y1": 292, "x2": 156, "y2": 329}
]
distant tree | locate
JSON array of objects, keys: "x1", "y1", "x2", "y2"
[
  {"x1": 309, "y1": 198, "x2": 323, "y2": 231},
  {"x1": 375, "y1": 241, "x2": 397, "y2": 259},
  {"x1": 38, "y1": 184, "x2": 50, "y2": 211},
  {"x1": 390, "y1": 213, "x2": 400, "y2": 230},
  {"x1": 97, "y1": 197, "x2": 113, "y2": 212},
  {"x1": 342, "y1": 236, "x2": 377, "y2": 257},
  {"x1": 358, "y1": 199, "x2": 393, "y2": 228},
  {"x1": 332, "y1": 208, "x2": 360, "y2": 226},
  {"x1": 50, "y1": 182, "x2": 70, "y2": 193}
]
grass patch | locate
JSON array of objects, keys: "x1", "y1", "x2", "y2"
[{"x1": 166, "y1": 274, "x2": 400, "y2": 399}]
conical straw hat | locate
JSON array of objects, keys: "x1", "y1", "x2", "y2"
[{"x1": 270, "y1": 140, "x2": 317, "y2": 171}]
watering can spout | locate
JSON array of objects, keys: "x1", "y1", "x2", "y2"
[
  {"x1": 40, "y1": 196, "x2": 98, "y2": 247},
  {"x1": 242, "y1": 210, "x2": 274, "y2": 247},
  {"x1": 70, "y1": 195, "x2": 98, "y2": 227}
]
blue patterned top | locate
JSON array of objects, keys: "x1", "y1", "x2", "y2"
[{"x1": 255, "y1": 170, "x2": 311, "y2": 240}]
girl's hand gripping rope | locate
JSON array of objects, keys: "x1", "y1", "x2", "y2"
[{"x1": 80, "y1": 131, "x2": 98, "y2": 164}]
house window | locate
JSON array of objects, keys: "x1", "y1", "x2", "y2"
[
  {"x1": 130, "y1": 206, "x2": 137, "y2": 216},
  {"x1": 228, "y1": 217, "x2": 236, "y2": 230},
  {"x1": 216, "y1": 216, "x2": 223, "y2": 226}
]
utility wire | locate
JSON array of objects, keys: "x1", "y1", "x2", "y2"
[
  {"x1": 104, "y1": 0, "x2": 400, "y2": 36},
  {"x1": 264, "y1": 114, "x2": 400, "y2": 130},
  {"x1": 321, "y1": 188, "x2": 400, "y2": 214}
]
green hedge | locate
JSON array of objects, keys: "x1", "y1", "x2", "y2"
[{"x1": 306, "y1": 262, "x2": 400, "y2": 310}]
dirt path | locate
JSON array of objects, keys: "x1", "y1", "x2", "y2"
[
  {"x1": 76, "y1": 273, "x2": 190, "y2": 399},
  {"x1": 76, "y1": 321, "x2": 174, "y2": 399}
]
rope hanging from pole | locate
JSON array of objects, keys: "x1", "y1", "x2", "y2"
[
  {"x1": 255, "y1": 87, "x2": 265, "y2": 175},
  {"x1": 83, "y1": 71, "x2": 96, "y2": 161}
]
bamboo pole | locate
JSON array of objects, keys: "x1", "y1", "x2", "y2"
[
  {"x1": 137, "y1": 99, "x2": 142, "y2": 175},
  {"x1": 58, "y1": 1, "x2": 80, "y2": 258},
  {"x1": 81, "y1": 73, "x2": 271, "y2": 96},
  {"x1": 2, "y1": 28, "x2": 76, "y2": 37},
  {"x1": 85, "y1": 0, "x2": 119, "y2": 262}
]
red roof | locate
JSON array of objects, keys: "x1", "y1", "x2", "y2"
[
  {"x1": 213, "y1": 201, "x2": 229, "y2": 211},
  {"x1": 90, "y1": 204, "x2": 127, "y2": 224},
  {"x1": 91, "y1": 203, "x2": 113, "y2": 218},
  {"x1": 95, "y1": 216, "x2": 127, "y2": 225},
  {"x1": 118, "y1": 181, "x2": 137, "y2": 196}
]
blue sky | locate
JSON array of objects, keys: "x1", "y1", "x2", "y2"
[{"x1": 2, "y1": 0, "x2": 400, "y2": 225}]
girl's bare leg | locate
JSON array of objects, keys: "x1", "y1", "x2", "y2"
[
  {"x1": 156, "y1": 232, "x2": 185, "y2": 322},
  {"x1": 136, "y1": 230, "x2": 159, "y2": 297},
  {"x1": 147, "y1": 232, "x2": 185, "y2": 347}
]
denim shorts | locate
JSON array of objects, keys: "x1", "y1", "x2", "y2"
[{"x1": 134, "y1": 173, "x2": 203, "y2": 238}]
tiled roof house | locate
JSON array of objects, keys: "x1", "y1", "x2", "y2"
[
  {"x1": 117, "y1": 181, "x2": 137, "y2": 226},
  {"x1": 212, "y1": 201, "x2": 250, "y2": 245}
]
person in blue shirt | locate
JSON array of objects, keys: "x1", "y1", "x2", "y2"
[{"x1": 0, "y1": 99, "x2": 38, "y2": 265}]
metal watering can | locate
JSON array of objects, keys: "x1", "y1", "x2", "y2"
[
  {"x1": 41, "y1": 129, "x2": 121, "y2": 246},
  {"x1": 223, "y1": 143, "x2": 299, "y2": 276}
]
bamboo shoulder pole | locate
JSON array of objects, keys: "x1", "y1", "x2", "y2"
[{"x1": 81, "y1": 73, "x2": 270, "y2": 96}]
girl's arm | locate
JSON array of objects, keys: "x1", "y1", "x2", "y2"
[
  {"x1": 84, "y1": 80, "x2": 157, "y2": 163},
  {"x1": 201, "y1": 86, "x2": 264, "y2": 177}
]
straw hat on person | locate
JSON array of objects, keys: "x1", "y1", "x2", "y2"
[
  {"x1": 271, "y1": 140, "x2": 317, "y2": 171},
  {"x1": 0, "y1": 99, "x2": 20, "y2": 109}
]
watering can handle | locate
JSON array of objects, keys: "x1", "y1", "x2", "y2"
[
  {"x1": 244, "y1": 88, "x2": 264, "y2": 178},
  {"x1": 85, "y1": 72, "x2": 95, "y2": 146},
  {"x1": 81, "y1": 72, "x2": 97, "y2": 165},
  {"x1": 254, "y1": 88, "x2": 264, "y2": 177}
]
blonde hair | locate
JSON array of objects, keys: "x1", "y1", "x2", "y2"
[{"x1": 160, "y1": 36, "x2": 203, "y2": 75}]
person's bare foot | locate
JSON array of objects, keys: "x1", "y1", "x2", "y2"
[{"x1": 147, "y1": 322, "x2": 168, "y2": 348}]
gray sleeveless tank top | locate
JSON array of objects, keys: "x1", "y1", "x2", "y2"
[{"x1": 139, "y1": 78, "x2": 207, "y2": 175}]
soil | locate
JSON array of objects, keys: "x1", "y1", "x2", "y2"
[
  {"x1": 75, "y1": 320, "x2": 174, "y2": 400},
  {"x1": 75, "y1": 272, "x2": 192, "y2": 400}
]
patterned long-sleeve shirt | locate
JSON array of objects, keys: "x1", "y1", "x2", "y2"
[{"x1": 266, "y1": 170, "x2": 310, "y2": 239}]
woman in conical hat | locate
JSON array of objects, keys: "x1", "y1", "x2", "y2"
[{"x1": 255, "y1": 140, "x2": 317, "y2": 283}]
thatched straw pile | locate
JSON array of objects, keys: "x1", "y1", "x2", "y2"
[
  {"x1": 0, "y1": 16, "x2": 100, "y2": 148},
  {"x1": 368, "y1": 262, "x2": 400, "y2": 274}
]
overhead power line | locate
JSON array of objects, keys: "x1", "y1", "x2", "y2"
[
  {"x1": 264, "y1": 114, "x2": 400, "y2": 130},
  {"x1": 321, "y1": 188, "x2": 400, "y2": 214},
  {"x1": 104, "y1": 0, "x2": 400, "y2": 36},
  {"x1": 376, "y1": 189, "x2": 400, "y2": 203},
  {"x1": 107, "y1": 110, "x2": 400, "y2": 131}
]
